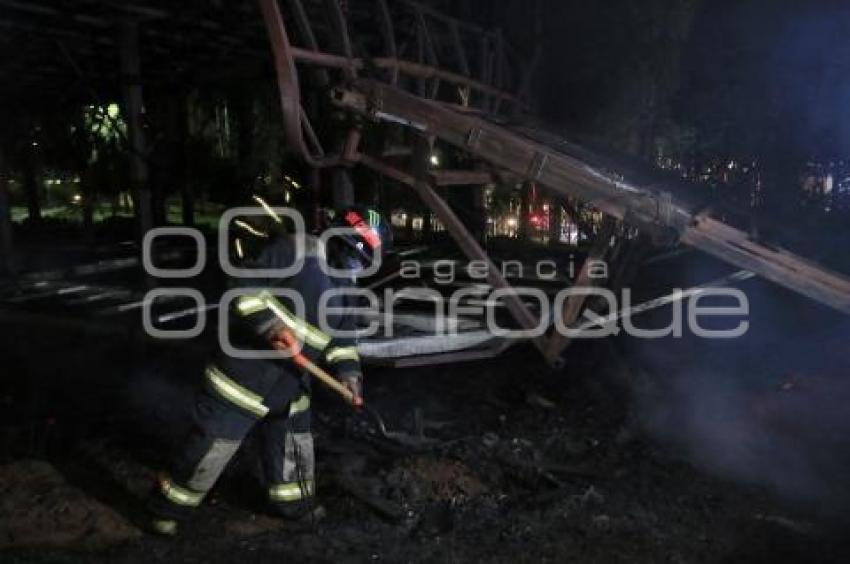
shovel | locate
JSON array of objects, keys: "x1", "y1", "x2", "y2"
[
  {"x1": 272, "y1": 332, "x2": 361, "y2": 407},
  {"x1": 273, "y1": 332, "x2": 437, "y2": 448}
]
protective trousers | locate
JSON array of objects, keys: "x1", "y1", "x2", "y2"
[{"x1": 149, "y1": 357, "x2": 313, "y2": 534}]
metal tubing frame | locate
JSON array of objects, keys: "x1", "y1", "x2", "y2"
[
  {"x1": 356, "y1": 143, "x2": 550, "y2": 357},
  {"x1": 331, "y1": 81, "x2": 850, "y2": 315},
  {"x1": 260, "y1": 0, "x2": 339, "y2": 166},
  {"x1": 258, "y1": 0, "x2": 850, "y2": 370},
  {"x1": 544, "y1": 217, "x2": 617, "y2": 364},
  {"x1": 259, "y1": 0, "x2": 526, "y2": 169},
  {"x1": 289, "y1": 47, "x2": 521, "y2": 106}
]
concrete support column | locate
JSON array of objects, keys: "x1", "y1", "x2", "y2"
[
  {"x1": 0, "y1": 149, "x2": 14, "y2": 276},
  {"x1": 119, "y1": 20, "x2": 153, "y2": 241}
]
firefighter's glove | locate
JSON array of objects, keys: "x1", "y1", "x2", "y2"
[
  {"x1": 341, "y1": 374, "x2": 363, "y2": 404},
  {"x1": 269, "y1": 327, "x2": 302, "y2": 354}
]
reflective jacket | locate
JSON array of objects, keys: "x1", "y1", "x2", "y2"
[{"x1": 224, "y1": 233, "x2": 362, "y2": 382}]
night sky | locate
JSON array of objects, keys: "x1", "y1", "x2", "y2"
[{"x1": 461, "y1": 0, "x2": 850, "y2": 166}]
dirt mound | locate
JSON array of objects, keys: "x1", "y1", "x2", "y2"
[
  {"x1": 0, "y1": 460, "x2": 141, "y2": 550},
  {"x1": 400, "y1": 457, "x2": 486, "y2": 501}
]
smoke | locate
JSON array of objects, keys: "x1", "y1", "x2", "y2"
[{"x1": 627, "y1": 259, "x2": 850, "y2": 510}]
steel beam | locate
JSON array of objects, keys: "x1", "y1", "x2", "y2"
[
  {"x1": 356, "y1": 138, "x2": 550, "y2": 358},
  {"x1": 289, "y1": 48, "x2": 520, "y2": 107},
  {"x1": 544, "y1": 217, "x2": 616, "y2": 365},
  {"x1": 323, "y1": 0, "x2": 356, "y2": 81},
  {"x1": 680, "y1": 216, "x2": 850, "y2": 312},
  {"x1": 288, "y1": 0, "x2": 330, "y2": 85},
  {"x1": 376, "y1": 340, "x2": 515, "y2": 368},
  {"x1": 356, "y1": 329, "x2": 501, "y2": 360},
  {"x1": 377, "y1": 0, "x2": 399, "y2": 85},
  {"x1": 450, "y1": 21, "x2": 470, "y2": 77},
  {"x1": 332, "y1": 81, "x2": 850, "y2": 315},
  {"x1": 259, "y1": 0, "x2": 339, "y2": 167},
  {"x1": 429, "y1": 169, "x2": 493, "y2": 186}
]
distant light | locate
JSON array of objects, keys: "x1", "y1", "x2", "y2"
[
  {"x1": 284, "y1": 190, "x2": 291, "y2": 203},
  {"x1": 430, "y1": 154, "x2": 440, "y2": 167},
  {"x1": 72, "y1": 194, "x2": 82, "y2": 204},
  {"x1": 107, "y1": 103, "x2": 120, "y2": 119},
  {"x1": 31, "y1": 141, "x2": 39, "y2": 147},
  {"x1": 825, "y1": 174, "x2": 834, "y2": 195},
  {"x1": 507, "y1": 218, "x2": 518, "y2": 228}
]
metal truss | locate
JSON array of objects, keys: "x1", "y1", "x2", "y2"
[{"x1": 258, "y1": 0, "x2": 850, "y2": 367}]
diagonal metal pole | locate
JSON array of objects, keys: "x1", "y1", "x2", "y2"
[
  {"x1": 332, "y1": 81, "x2": 850, "y2": 315},
  {"x1": 406, "y1": 136, "x2": 550, "y2": 357},
  {"x1": 544, "y1": 217, "x2": 616, "y2": 364}
]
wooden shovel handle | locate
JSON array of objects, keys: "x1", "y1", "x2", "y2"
[{"x1": 272, "y1": 333, "x2": 362, "y2": 407}]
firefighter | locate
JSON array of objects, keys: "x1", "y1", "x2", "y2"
[{"x1": 147, "y1": 197, "x2": 391, "y2": 535}]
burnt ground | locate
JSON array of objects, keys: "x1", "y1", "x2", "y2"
[{"x1": 1, "y1": 318, "x2": 850, "y2": 564}]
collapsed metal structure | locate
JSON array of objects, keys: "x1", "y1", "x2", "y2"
[
  {"x1": 257, "y1": 0, "x2": 850, "y2": 367},
  {"x1": 1, "y1": 1, "x2": 849, "y2": 370}
]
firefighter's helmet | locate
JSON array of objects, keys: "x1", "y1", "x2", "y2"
[
  {"x1": 228, "y1": 191, "x2": 291, "y2": 263},
  {"x1": 327, "y1": 206, "x2": 392, "y2": 270}
]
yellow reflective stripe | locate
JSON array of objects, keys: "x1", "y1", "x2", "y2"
[
  {"x1": 260, "y1": 291, "x2": 330, "y2": 350},
  {"x1": 160, "y1": 477, "x2": 205, "y2": 507},
  {"x1": 252, "y1": 194, "x2": 283, "y2": 224},
  {"x1": 269, "y1": 480, "x2": 314, "y2": 502},
  {"x1": 289, "y1": 394, "x2": 310, "y2": 415},
  {"x1": 235, "y1": 296, "x2": 266, "y2": 315},
  {"x1": 326, "y1": 346, "x2": 359, "y2": 364},
  {"x1": 234, "y1": 219, "x2": 269, "y2": 238},
  {"x1": 205, "y1": 366, "x2": 269, "y2": 418}
]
